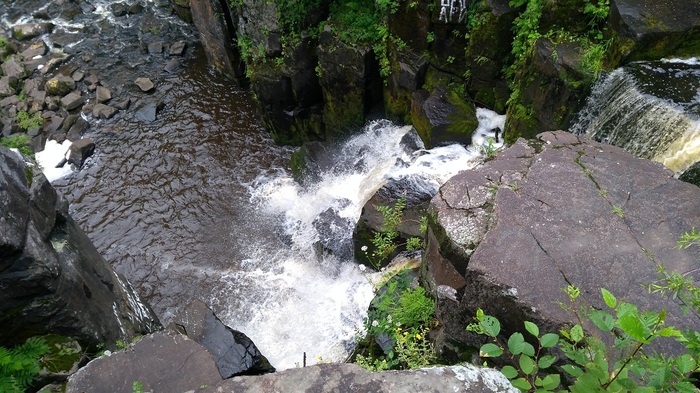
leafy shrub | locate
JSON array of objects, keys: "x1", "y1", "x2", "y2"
[
  {"x1": 0, "y1": 337, "x2": 49, "y2": 392},
  {"x1": 1, "y1": 134, "x2": 32, "y2": 156},
  {"x1": 15, "y1": 110, "x2": 43, "y2": 130}
]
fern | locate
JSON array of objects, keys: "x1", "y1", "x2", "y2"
[{"x1": 0, "y1": 337, "x2": 49, "y2": 392}]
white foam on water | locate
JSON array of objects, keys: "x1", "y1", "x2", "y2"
[
  {"x1": 234, "y1": 112, "x2": 504, "y2": 370},
  {"x1": 35, "y1": 140, "x2": 73, "y2": 182}
]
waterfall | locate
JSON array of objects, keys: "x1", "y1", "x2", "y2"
[{"x1": 571, "y1": 58, "x2": 700, "y2": 175}]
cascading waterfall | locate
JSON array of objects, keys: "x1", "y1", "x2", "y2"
[{"x1": 571, "y1": 58, "x2": 700, "y2": 175}]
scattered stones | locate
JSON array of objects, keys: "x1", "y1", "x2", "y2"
[
  {"x1": 60, "y1": 92, "x2": 84, "y2": 111},
  {"x1": 134, "y1": 77, "x2": 154, "y2": 92},
  {"x1": 92, "y1": 103, "x2": 118, "y2": 119},
  {"x1": 45, "y1": 75, "x2": 76, "y2": 96},
  {"x1": 84, "y1": 73, "x2": 99, "y2": 86},
  {"x1": 114, "y1": 98, "x2": 131, "y2": 110},
  {"x1": 95, "y1": 86, "x2": 112, "y2": 103},
  {"x1": 71, "y1": 70, "x2": 85, "y2": 82}
]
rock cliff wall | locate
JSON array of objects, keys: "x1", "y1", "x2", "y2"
[{"x1": 0, "y1": 147, "x2": 160, "y2": 348}]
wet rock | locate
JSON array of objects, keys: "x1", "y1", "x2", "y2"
[
  {"x1": 134, "y1": 77, "x2": 154, "y2": 92},
  {"x1": 134, "y1": 101, "x2": 158, "y2": 122},
  {"x1": 45, "y1": 75, "x2": 76, "y2": 96},
  {"x1": 12, "y1": 23, "x2": 54, "y2": 40},
  {"x1": 163, "y1": 58, "x2": 180, "y2": 73},
  {"x1": 190, "y1": 0, "x2": 245, "y2": 81},
  {"x1": 128, "y1": 3, "x2": 144, "y2": 15},
  {"x1": 110, "y1": 2, "x2": 129, "y2": 17},
  {"x1": 0, "y1": 148, "x2": 160, "y2": 348},
  {"x1": 51, "y1": 32, "x2": 80, "y2": 48},
  {"x1": 20, "y1": 41, "x2": 48, "y2": 59},
  {"x1": 79, "y1": 1, "x2": 95, "y2": 13},
  {"x1": 172, "y1": 300, "x2": 275, "y2": 378},
  {"x1": 40, "y1": 54, "x2": 71, "y2": 75},
  {"x1": 84, "y1": 73, "x2": 99, "y2": 86},
  {"x1": 71, "y1": 70, "x2": 84, "y2": 82},
  {"x1": 114, "y1": 98, "x2": 131, "y2": 111},
  {"x1": 60, "y1": 92, "x2": 84, "y2": 111},
  {"x1": 147, "y1": 41, "x2": 163, "y2": 55},
  {"x1": 92, "y1": 103, "x2": 118, "y2": 119},
  {"x1": 312, "y1": 202, "x2": 355, "y2": 260},
  {"x1": 425, "y1": 131, "x2": 700, "y2": 361},
  {"x1": 95, "y1": 86, "x2": 112, "y2": 103},
  {"x1": 411, "y1": 86, "x2": 478, "y2": 148},
  {"x1": 66, "y1": 117, "x2": 89, "y2": 141},
  {"x1": 169, "y1": 40, "x2": 186, "y2": 56},
  {"x1": 45, "y1": 115, "x2": 65, "y2": 134},
  {"x1": 679, "y1": 161, "x2": 700, "y2": 187},
  {"x1": 1, "y1": 57, "x2": 27, "y2": 79},
  {"x1": 67, "y1": 138, "x2": 95, "y2": 168}
]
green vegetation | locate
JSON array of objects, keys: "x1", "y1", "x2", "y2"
[
  {"x1": 15, "y1": 110, "x2": 43, "y2": 130},
  {"x1": 0, "y1": 337, "x2": 49, "y2": 393},
  {"x1": 361, "y1": 196, "x2": 425, "y2": 270},
  {"x1": 1, "y1": 134, "x2": 32, "y2": 156},
  {"x1": 354, "y1": 270, "x2": 436, "y2": 371},
  {"x1": 0, "y1": 37, "x2": 7, "y2": 48},
  {"x1": 467, "y1": 230, "x2": 700, "y2": 392}
]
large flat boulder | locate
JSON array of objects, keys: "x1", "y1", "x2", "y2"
[
  {"x1": 424, "y1": 131, "x2": 700, "y2": 359},
  {"x1": 0, "y1": 147, "x2": 160, "y2": 348}
]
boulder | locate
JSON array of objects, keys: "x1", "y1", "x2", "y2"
[
  {"x1": 11, "y1": 23, "x2": 54, "y2": 40},
  {"x1": 60, "y1": 92, "x2": 84, "y2": 111},
  {"x1": 20, "y1": 41, "x2": 49, "y2": 59},
  {"x1": 95, "y1": 86, "x2": 112, "y2": 103},
  {"x1": 423, "y1": 131, "x2": 700, "y2": 360},
  {"x1": 608, "y1": 0, "x2": 700, "y2": 63},
  {"x1": 66, "y1": 331, "x2": 515, "y2": 393},
  {"x1": 410, "y1": 86, "x2": 478, "y2": 148},
  {"x1": 67, "y1": 138, "x2": 95, "y2": 168},
  {"x1": 0, "y1": 147, "x2": 160, "y2": 348},
  {"x1": 45, "y1": 75, "x2": 76, "y2": 96},
  {"x1": 93, "y1": 103, "x2": 118, "y2": 119},
  {"x1": 0, "y1": 76, "x2": 18, "y2": 98},
  {"x1": 679, "y1": 161, "x2": 700, "y2": 187},
  {"x1": 171, "y1": 300, "x2": 275, "y2": 378},
  {"x1": 169, "y1": 40, "x2": 186, "y2": 56},
  {"x1": 1, "y1": 57, "x2": 27, "y2": 79},
  {"x1": 134, "y1": 77, "x2": 154, "y2": 92},
  {"x1": 312, "y1": 202, "x2": 355, "y2": 260}
]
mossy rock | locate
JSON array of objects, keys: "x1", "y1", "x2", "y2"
[{"x1": 39, "y1": 335, "x2": 83, "y2": 374}]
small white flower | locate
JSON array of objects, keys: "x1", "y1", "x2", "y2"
[
  {"x1": 386, "y1": 315, "x2": 393, "y2": 323},
  {"x1": 372, "y1": 320, "x2": 379, "y2": 327},
  {"x1": 361, "y1": 245, "x2": 368, "y2": 252},
  {"x1": 359, "y1": 264, "x2": 367, "y2": 272}
]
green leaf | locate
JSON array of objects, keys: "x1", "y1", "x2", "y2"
[
  {"x1": 519, "y1": 354, "x2": 535, "y2": 374},
  {"x1": 657, "y1": 326, "x2": 682, "y2": 337},
  {"x1": 561, "y1": 364, "x2": 583, "y2": 377},
  {"x1": 616, "y1": 314, "x2": 647, "y2": 342},
  {"x1": 508, "y1": 333, "x2": 525, "y2": 355},
  {"x1": 540, "y1": 333, "x2": 559, "y2": 348},
  {"x1": 524, "y1": 321, "x2": 539, "y2": 338},
  {"x1": 676, "y1": 354, "x2": 697, "y2": 374},
  {"x1": 500, "y1": 365, "x2": 518, "y2": 379},
  {"x1": 482, "y1": 316, "x2": 501, "y2": 337},
  {"x1": 570, "y1": 324, "x2": 584, "y2": 343},
  {"x1": 601, "y1": 288, "x2": 617, "y2": 308},
  {"x1": 633, "y1": 387, "x2": 655, "y2": 393},
  {"x1": 616, "y1": 302, "x2": 638, "y2": 318},
  {"x1": 522, "y1": 342, "x2": 536, "y2": 357},
  {"x1": 589, "y1": 309, "x2": 615, "y2": 332},
  {"x1": 479, "y1": 343, "x2": 503, "y2": 357},
  {"x1": 540, "y1": 373, "x2": 560, "y2": 390},
  {"x1": 538, "y1": 355, "x2": 557, "y2": 369},
  {"x1": 510, "y1": 377, "x2": 532, "y2": 391}
]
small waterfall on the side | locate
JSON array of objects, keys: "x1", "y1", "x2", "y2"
[{"x1": 571, "y1": 58, "x2": 700, "y2": 175}]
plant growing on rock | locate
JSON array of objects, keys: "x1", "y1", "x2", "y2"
[
  {"x1": 0, "y1": 337, "x2": 49, "y2": 392},
  {"x1": 354, "y1": 270, "x2": 436, "y2": 371},
  {"x1": 1, "y1": 134, "x2": 32, "y2": 156},
  {"x1": 361, "y1": 196, "x2": 426, "y2": 270},
  {"x1": 15, "y1": 110, "x2": 43, "y2": 131},
  {"x1": 469, "y1": 283, "x2": 700, "y2": 392}
]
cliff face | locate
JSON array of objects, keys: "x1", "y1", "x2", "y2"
[
  {"x1": 0, "y1": 147, "x2": 160, "y2": 348},
  {"x1": 183, "y1": 0, "x2": 699, "y2": 146}
]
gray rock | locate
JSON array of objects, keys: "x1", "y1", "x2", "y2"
[
  {"x1": 169, "y1": 40, "x2": 186, "y2": 56},
  {"x1": 190, "y1": 0, "x2": 245, "y2": 80},
  {"x1": 172, "y1": 300, "x2": 275, "y2": 378},
  {"x1": 114, "y1": 98, "x2": 131, "y2": 111},
  {"x1": 12, "y1": 23, "x2": 54, "y2": 40},
  {"x1": 67, "y1": 138, "x2": 95, "y2": 168},
  {"x1": 40, "y1": 54, "x2": 71, "y2": 75},
  {"x1": 20, "y1": 41, "x2": 48, "y2": 59},
  {"x1": 425, "y1": 131, "x2": 700, "y2": 360},
  {"x1": 147, "y1": 41, "x2": 163, "y2": 55},
  {"x1": 0, "y1": 148, "x2": 160, "y2": 348},
  {"x1": 1, "y1": 58, "x2": 26, "y2": 79},
  {"x1": 134, "y1": 77, "x2": 154, "y2": 92},
  {"x1": 51, "y1": 32, "x2": 80, "y2": 48},
  {"x1": 0, "y1": 77, "x2": 17, "y2": 98},
  {"x1": 134, "y1": 101, "x2": 157, "y2": 122},
  {"x1": 71, "y1": 70, "x2": 85, "y2": 82},
  {"x1": 110, "y1": 2, "x2": 128, "y2": 17},
  {"x1": 60, "y1": 92, "x2": 84, "y2": 111},
  {"x1": 66, "y1": 117, "x2": 89, "y2": 141},
  {"x1": 65, "y1": 331, "x2": 516, "y2": 393},
  {"x1": 45, "y1": 75, "x2": 76, "y2": 96},
  {"x1": 95, "y1": 86, "x2": 112, "y2": 103},
  {"x1": 92, "y1": 103, "x2": 118, "y2": 119}
]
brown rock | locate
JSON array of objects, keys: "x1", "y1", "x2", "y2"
[{"x1": 134, "y1": 77, "x2": 154, "y2": 92}]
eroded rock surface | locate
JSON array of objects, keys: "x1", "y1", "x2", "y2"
[{"x1": 424, "y1": 131, "x2": 700, "y2": 359}]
